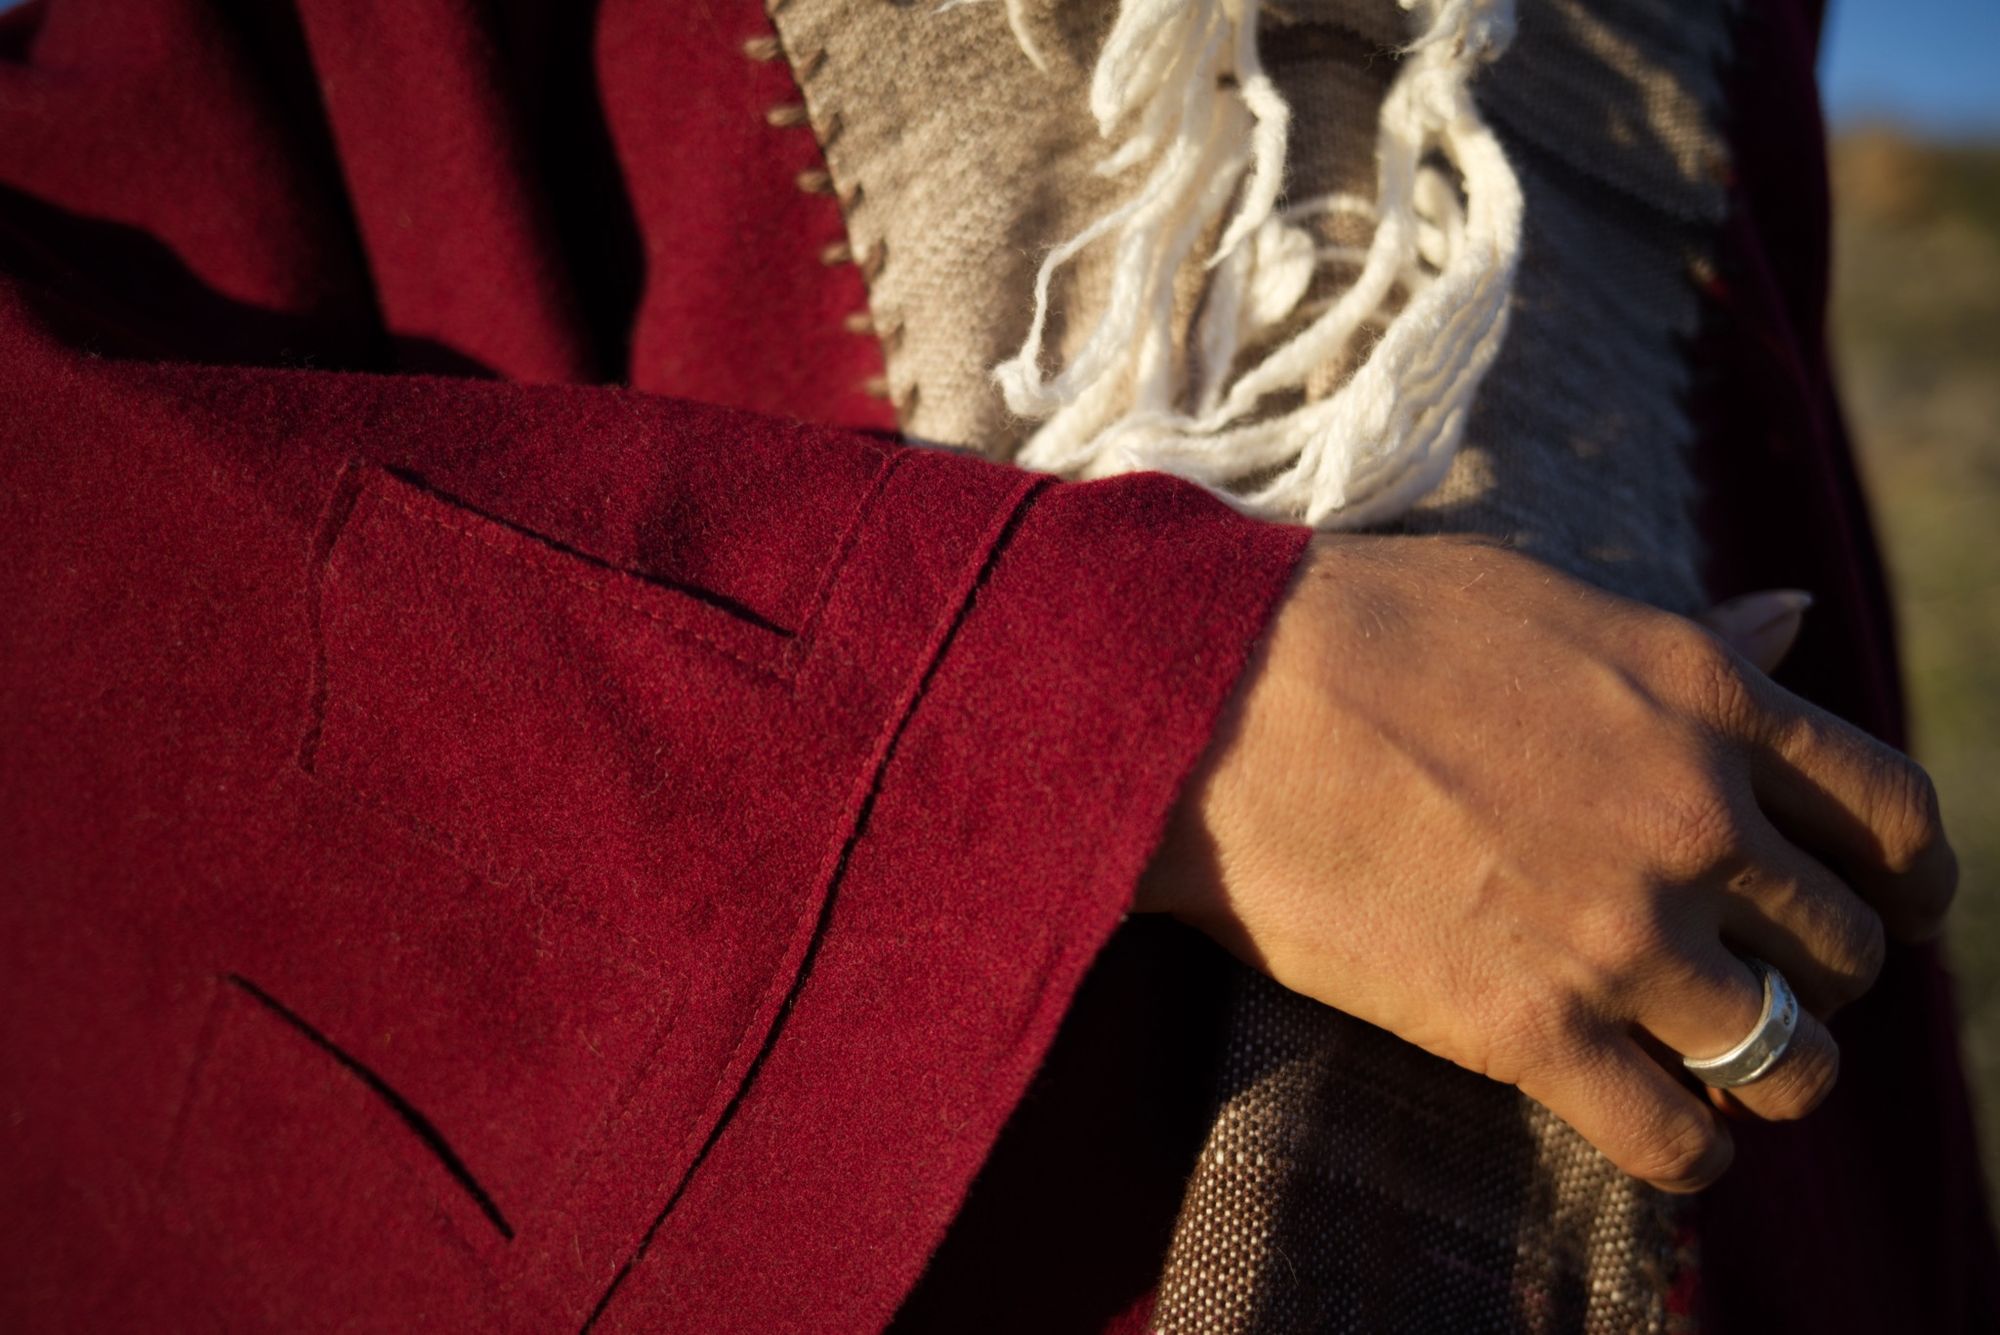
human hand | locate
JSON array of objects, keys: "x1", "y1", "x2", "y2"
[{"x1": 1138, "y1": 536, "x2": 1956, "y2": 1192}]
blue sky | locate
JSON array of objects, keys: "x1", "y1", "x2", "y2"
[{"x1": 1822, "y1": 0, "x2": 2000, "y2": 136}]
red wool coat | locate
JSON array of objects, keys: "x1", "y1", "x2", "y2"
[{"x1": 0, "y1": 0, "x2": 1992, "y2": 1331}]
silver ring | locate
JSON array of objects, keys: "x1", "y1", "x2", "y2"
[{"x1": 1681, "y1": 958, "x2": 1800, "y2": 1089}]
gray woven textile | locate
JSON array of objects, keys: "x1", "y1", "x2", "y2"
[{"x1": 767, "y1": 1, "x2": 1737, "y2": 1329}]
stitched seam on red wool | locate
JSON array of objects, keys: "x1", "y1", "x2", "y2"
[
  {"x1": 578, "y1": 472, "x2": 1052, "y2": 1332},
  {"x1": 787, "y1": 446, "x2": 911, "y2": 659}
]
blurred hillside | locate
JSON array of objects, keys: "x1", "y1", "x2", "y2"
[{"x1": 1830, "y1": 127, "x2": 2000, "y2": 1207}]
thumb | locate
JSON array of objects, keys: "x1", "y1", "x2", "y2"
[{"x1": 1701, "y1": 589, "x2": 1812, "y2": 675}]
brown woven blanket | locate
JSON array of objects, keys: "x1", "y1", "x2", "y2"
[{"x1": 768, "y1": 1, "x2": 1739, "y2": 1327}]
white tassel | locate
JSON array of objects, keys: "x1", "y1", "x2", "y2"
[{"x1": 984, "y1": 0, "x2": 1523, "y2": 530}]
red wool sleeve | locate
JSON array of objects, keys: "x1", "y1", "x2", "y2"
[
  {"x1": 0, "y1": 0, "x2": 1311, "y2": 1326},
  {"x1": 0, "y1": 287, "x2": 1306, "y2": 1329}
]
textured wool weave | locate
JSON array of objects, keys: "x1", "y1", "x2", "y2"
[{"x1": 770, "y1": 0, "x2": 1735, "y2": 1328}]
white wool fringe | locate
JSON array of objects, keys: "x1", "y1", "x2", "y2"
[{"x1": 984, "y1": 0, "x2": 1524, "y2": 529}]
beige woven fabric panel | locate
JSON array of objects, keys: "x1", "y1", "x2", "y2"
[{"x1": 768, "y1": 1, "x2": 1737, "y2": 1329}]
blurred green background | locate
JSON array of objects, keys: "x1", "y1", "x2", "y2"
[
  {"x1": 1830, "y1": 127, "x2": 2000, "y2": 1212},
  {"x1": 1822, "y1": 0, "x2": 2000, "y2": 1217}
]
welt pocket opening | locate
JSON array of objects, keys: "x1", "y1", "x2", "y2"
[
  {"x1": 257, "y1": 460, "x2": 878, "y2": 1306},
  {"x1": 297, "y1": 461, "x2": 818, "y2": 887},
  {"x1": 308, "y1": 463, "x2": 799, "y2": 687},
  {"x1": 220, "y1": 973, "x2": 514, "y2": 1241}
]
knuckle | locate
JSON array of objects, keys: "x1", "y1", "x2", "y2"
[
  {"x1": 1879, "y1": 761, "x2": 1946, "y2": 877},
  {"x1": 1823, "y1": 906, "x2": 1888, "y2": 1005},
  {"x1": 1926, "y1": 841, "x2": 1963, "y2": 922},
  {"x1": 1628, "y1": 1111, "x2": 1727, "y2": 1189},
  {"x1": 1776, "y1": 708, "x2": 1829, "y2": 757},
  {"x1": 1870, "y1": 761, "x2": 1961, "y2": 933},
  {"x1": 1872, "y1": 767, "x2": 1952, "y2": 903},
  {"x1": 1657, "y1": 623, "x2": 1753, "y2": 727}
]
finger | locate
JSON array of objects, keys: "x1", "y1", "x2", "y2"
[
  {"x1": 1517, "y1": 1034, "x2": 1732, "y2": 1193},
  {"x1": 1744, "y1": 689, "x2": 1958, "y2": 941},
  {"x1": 1705, "y1": 1009, "x2": 1840, "y2": 1123},
  {"x1": 1716, "y1": 821, "x2": 1886, "y2": 1017},
  {"x1": 1641, "y1": 950, "x2": 1841, "y2": 1124},
  {"x1": 1701, "y1": 589, "x2": 1811, "y2": 675}
]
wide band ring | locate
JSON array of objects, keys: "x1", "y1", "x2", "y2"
[{"x1": 1681, "y1": 958, "x2": 1800, "y2": 1089}]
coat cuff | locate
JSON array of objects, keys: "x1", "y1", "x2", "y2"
[{"x1": 604, "y1": 464, "x2": 1311, "y2": 1332}]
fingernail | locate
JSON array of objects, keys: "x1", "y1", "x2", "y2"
[
  {"x1": 1711, "y1": 588, "x2": 1813, "y2": 625},
  {"x1": 1741, "y1": 609, "x2": 1807, "y2": 669},
  {"x1": 1758, "y1": 589, "x2": 1814, "y2": 617},
  {"x1": 1716, "y1": 590, "x2": 1812, "y2": 673}
]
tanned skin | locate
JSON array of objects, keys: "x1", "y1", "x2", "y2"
[{"x1": 1141, "y1": 535, "x2": 1955, "y2": 1193}]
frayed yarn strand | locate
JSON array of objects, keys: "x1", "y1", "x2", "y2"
[
  {"x1": 936, "y1": 0, "x2": 1051, "y2": 73},
  {"x1": 991, "y1": 0, "x2": 1523, "y2": 529}
]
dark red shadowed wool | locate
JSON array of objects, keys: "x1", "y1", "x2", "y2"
[{"x1": 1690, "y1": 2, "x2": 2000, "y2": 1330}]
